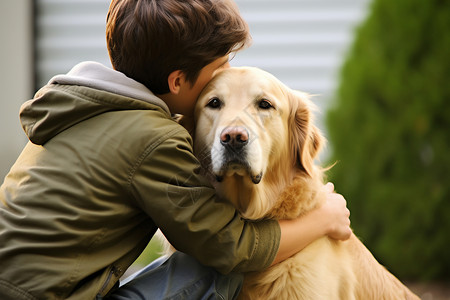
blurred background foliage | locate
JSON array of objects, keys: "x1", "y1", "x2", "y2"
[{"x1": 326, "y1": 0, "x2": 450, "y2": 280}]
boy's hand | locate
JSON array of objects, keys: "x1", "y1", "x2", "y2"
[{"x1": 319, "y1": 182, "x2": 352, "y2": 241}]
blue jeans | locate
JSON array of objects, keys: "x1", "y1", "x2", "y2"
[{"x1": 105, "y1": 252, "x2": 243, "y2": 300}]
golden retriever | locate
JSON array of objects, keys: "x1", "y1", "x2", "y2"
[{"x1": 192, "y1": 67, "x2": 420, "y2": 300}]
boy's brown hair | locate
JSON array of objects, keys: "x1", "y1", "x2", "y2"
[{"x1": 106, "y1": 0, "x2": 250, "y2": 95}]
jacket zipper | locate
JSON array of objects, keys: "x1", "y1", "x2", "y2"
[{"x1": 97, "y1": 266, "x2": 118, "y2": 298}]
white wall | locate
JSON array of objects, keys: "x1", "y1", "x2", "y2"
[
  {"x1": 34, "y1": 0, "x2": 370, "y2": 130},
  {"x1": 0, "y1": 0, "x2": 371, "y2": 182},
  {"x1": 14, "y1": 0, "x2": 371, "y2": 179},
  {"x1": 35, "y1": 0, "x2": 112, "y2": 88},
  {"x1": 0, "y1": 0, "x2": 33, "y2": 180},
  {"x1": 233, "y1": 0, "x2": 370, "y2": 117}
]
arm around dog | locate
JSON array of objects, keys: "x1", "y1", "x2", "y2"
[
  {"x1": 129, "y1": 126, "x2": 281, "y2": 274},
  {"x1": 130, "y1": 122, "x2": 349, "y2": 272}
]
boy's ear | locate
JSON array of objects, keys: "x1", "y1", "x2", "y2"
[{"x1": 167, "y1": 70, "x2": 184, "y2": 94}]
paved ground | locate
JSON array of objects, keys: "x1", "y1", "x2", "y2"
[
  {"x1": 408, "y1": 282, "x2": 450, "y2": 300},
  {"x1": 122, "y1": 268, "x2": 450, "y2": 300}
]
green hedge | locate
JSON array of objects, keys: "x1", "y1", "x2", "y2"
[{"x1": 326, "y1": 0, "x2": 450, "y2": 280}]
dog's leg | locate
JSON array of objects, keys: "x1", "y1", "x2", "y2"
[{"x1": 345, "y1": 235, "x2": 420, "y2": 300}]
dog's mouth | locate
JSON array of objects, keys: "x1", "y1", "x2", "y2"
[{"x1": 214, "y1": 159, "x2": 263, "y2": 184}]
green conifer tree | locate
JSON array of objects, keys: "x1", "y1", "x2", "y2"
[{"x1": 326, "y1": 0, "x2": 450, "y2": 280}]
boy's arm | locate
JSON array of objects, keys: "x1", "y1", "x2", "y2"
[
  {"x1": 132, "y1": 129, "x2": 350, "y2": 273},
  {"x1": 131, "y1": 129, "x2": 280, "y2": 273},
  {"x1": 272, "y1": 183, "x2": 351, "y2": 266}
]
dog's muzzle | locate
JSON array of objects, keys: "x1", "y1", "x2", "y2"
[{"x1": 214, "y1": 126, "x2": 263, "y2": 184}]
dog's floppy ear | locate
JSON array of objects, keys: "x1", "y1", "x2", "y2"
[{"x1": 287, "y1": 90, "x2": 324, "y2": 176}]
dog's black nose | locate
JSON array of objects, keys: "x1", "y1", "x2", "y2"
[{"x1": 220, "y1": 126, "x2": 249, "y2": 149}]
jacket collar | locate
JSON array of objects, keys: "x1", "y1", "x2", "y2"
[{"x1": 49, "y1": 61, "x2": 170, "y2": 114}]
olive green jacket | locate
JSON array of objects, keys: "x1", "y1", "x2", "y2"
[{"x1": 0, "y1": 62, "x2": 280, "y2": 300}]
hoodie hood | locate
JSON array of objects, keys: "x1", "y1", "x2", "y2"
[{"x1": 20, "y1": 62, "x2": 170, "y2": 145}]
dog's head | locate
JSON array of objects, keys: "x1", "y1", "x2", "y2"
[{"x1": 194, "y1": 67, "x2": 324, "y2": 218}]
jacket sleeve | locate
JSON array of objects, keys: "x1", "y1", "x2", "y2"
[{"x1": 128, "y1": 126, "x2": 280, "y2": 274}]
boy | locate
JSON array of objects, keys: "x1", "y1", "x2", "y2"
[{"x1": 0, "y1": 0, "x2": 351, "y2": 299}]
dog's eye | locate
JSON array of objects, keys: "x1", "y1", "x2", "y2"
[
  {"x1": 258, "y1": 99, "x2": 273, "y2": 110},
  {"x1": 206, "y1": 97, "x2": 222, "y2": 109}
]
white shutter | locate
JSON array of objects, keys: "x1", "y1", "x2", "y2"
[
  {"x1": 233, "y1": 0, "x2": 370, "y2": 111},
  {"x1": 35, "y1": 0, "x2": 111, "y2": 88},
  {"x1": 35, "y1": 0, "x2": 370, "y2": 113}
]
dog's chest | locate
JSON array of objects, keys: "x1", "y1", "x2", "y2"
[{"x1": 243, "y1": 237, "x2": 348, "y2": 300}]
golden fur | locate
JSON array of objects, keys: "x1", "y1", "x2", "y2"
[{"x1": 193, "y1": 67, "x2": 419, "y2": 300}]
